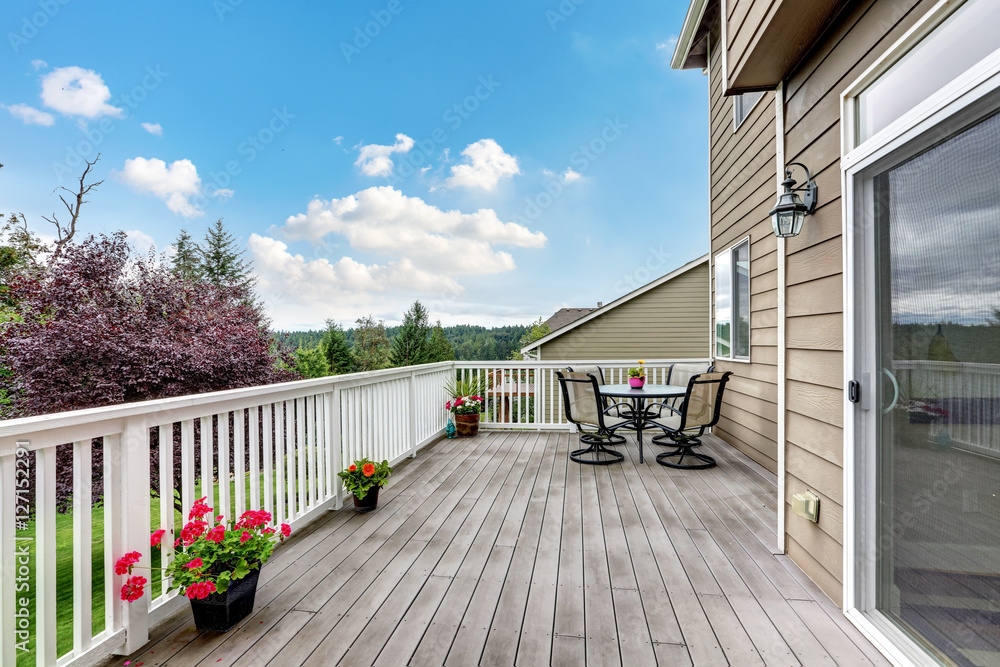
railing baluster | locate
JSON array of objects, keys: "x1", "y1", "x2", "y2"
[
  {"x1": 180, "y1": 420, "x2": 194, "y2": 525},
  {"x1": 249, "y1": 406, "x2": 260, "y2": 512},
  {"x1": 263, "y1": 404, "x2": 273, "y2": 517},
  {"x1": 296, "y1": 397, "x2": 306, "y2": 516},
  {"x1": 103, "y1": 435, "x2": 122, "y2": 636},
  {"x1": 200, "y1": 416, "x2": 212, "y2": 503},
  {"x1": 158, "y1": 426, "x2": 174, "y2": 592},
  {"x1": 35, "y1": 446, "x2": 57, "y2": 665},
  {"x1": 309, "y1": 395, "x2": 319, "y2": 508},
  {"x1": 73, "y1": 440, "x2": 93, "y2": 654},
  {"x1": 218, "y1": 412, "x2": 231, "y2": 521},
  {"x1": 234, "y1": 410, "x2": 246, "y2": 518},
  {"x1": 275, "y1": 402, "x2": 285, "y2": 526}
]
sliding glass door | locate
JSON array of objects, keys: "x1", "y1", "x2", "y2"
[{"x1": 861, "y1": 108, "x2": 1000, "y2": 666}]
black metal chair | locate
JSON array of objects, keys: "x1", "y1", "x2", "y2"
[
  {"x1": 642, "y1": 362, "x2": 714, "y2": 420},
  {"x1": 648, "y1": 371, "x2": 733, "y2": 469},
  {"x1": 556, "y1": 370, "x2": 629, "y2": 465},
  {"x1": 566, "y1": 364, "x2": 633, "y2": 418}
]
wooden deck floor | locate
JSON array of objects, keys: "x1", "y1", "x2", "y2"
[{"x1": 108, "y1": 431, "x2": 890, "y2": 667}]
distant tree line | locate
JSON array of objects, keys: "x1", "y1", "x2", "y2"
[{"x1": 283, "y1": 314, "x2": 535, "y2": 378}]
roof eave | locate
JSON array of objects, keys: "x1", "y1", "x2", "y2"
[{"x1": 670, "y1": 0, "x2": 711, "y2": 70}]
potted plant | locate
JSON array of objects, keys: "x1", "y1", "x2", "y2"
[
  {"x1": 116, "y1": 497, "x2": 291, "y2": 632},
  {"x1": 628, "y1": 360, "x2": 647, "y2": 388},
  {"x1": 447, "y1": 395, "x2": 484, "y2": 437},
  {"x1": 338, "y1": 458, "x2": 393, "y2": 512}
]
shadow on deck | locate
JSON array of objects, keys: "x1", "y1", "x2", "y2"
[{"x1": 102, "y1": 431, "x2": 888, "y2": 666}]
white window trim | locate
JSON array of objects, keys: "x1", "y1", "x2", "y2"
[
  {"x1": 714, "y1": 235, "x2": 751, "y2": 364},
  {"x1": 841, "y1": 0, "x2": 1000, "y2": 663},
  {"x1": 733, "y1": 90, "x2": 766, "y2": 131}
]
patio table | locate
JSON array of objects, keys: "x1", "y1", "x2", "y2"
[{"x1": 598, "y1": 384, "x2": 687, "y2": 463}]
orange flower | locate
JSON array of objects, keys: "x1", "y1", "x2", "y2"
[
  {"x1": 349, "y1": 464, "x2": 357, "y2": 472},
  {"x1": 362, "y1": 462, "x2": 375, "y2": 477}
]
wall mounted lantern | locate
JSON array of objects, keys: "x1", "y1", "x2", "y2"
[{"x1": 769, "y1": 162, "x2": 818, "y2": 238}]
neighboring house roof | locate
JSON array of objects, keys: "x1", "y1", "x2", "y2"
[
  {"x1": 545, "y1": 307, "x2": 597, "y2": 332},
  {"x1": 521, "y1": 254, "x2": 710, "y2": 354}
]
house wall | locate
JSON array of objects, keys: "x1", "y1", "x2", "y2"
[
  {"x1": 537, "y1": 261, "x2": 710, "y2": 361},
  {"x1": 708, "y1": 0, "x2": 941, "y2": 606},
  {"x1": 707, "y1": 22, "x2": 780, "y2": 476}
]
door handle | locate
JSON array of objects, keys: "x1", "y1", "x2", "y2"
[{"x1": 882, "y1": 368, "x2": 899, "y2": 414}]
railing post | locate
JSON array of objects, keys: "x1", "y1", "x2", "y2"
[
  {"x1": 119, "y1": 417, "x2": 150, "y2": 653},
  {"x1": 408, "y1": 371, "x2": 418, "y2": 458}
]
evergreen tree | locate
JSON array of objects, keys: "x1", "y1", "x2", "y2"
[
  {"x1": 353, "y1": 315, "x2": 391, "y2": 372},
  {"x1": 426, "y1": 321, "x2": 455, "y2": 362},
  {"x1": 171, "y1": 229, "x2": 202, "y2": 280},
  {"x1": 201, "y1": 219, "x2": 254, "y2": 292},
  {"x1": 510, "y1": 317, "x2": 551, "y2": 360},
  {"x1": 390, "y1": 300, "x2": 431, "y2": 367},
  {"x1": 320, "y1": 320, "x2": 355, "y2": 374},
  {"x1": 294, "y1": 345, "x2": 330, "y2": 378}
]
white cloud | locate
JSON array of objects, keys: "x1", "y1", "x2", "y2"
[
  {"x1": 656, "y1": 35, "x2": 678, "y2": 54},
  {"x1": 40, "y1": 66, "x2": 123, "y2": 119},
  {"x1": 277, "y1": 185, "x2": 546, "y2": 275},
  {"x1": 117, "y1": 157, "x2": 204, "y2": 218},
  {"x1": 212, "y1": 188, "x2": 234, "y2": 200},
  {"x1": 333, "y1": 135, "x2": 343, "y2": 145},
  {"x1": 125, "y1": 229, "x2": 156, "y2": 255},
  {"x1": 30, "y1": 59, "x2": 48, "y2": 71},
  {"x1": 563, "y1": 168, "x2": 582, "y2": 183},
  {"x1": 355, "y1": 133, "x2": 414, "y2": 177},
  {"x1": 445, "y1": 139, "x2": 520, "y2": 191},
  {"x1": 2, "y1": 103, "x2": 55, "y2": 126},
  {"x1": 141, "y1": 122, "x2": 163, "y2": 135}
]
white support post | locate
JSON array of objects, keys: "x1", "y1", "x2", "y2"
[
  {"x1": 73, "y1": 440, "x2": 93, "y2": 654},
  {"x1": 0, "y1": 452, "x2": 17, "y2": 667},
  {"x1": 119, "y1": 417, "x2": 150, "y2": 653},
  {"x1": 408, "y1": 371, "x2": 418, "y2": 458},
  {"x1": 35, "y1": 446, "x2": 57, "y2": 666}
]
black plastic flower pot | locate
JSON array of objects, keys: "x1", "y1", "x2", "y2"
[
  {"x1": 352, "y1": 485, "x2": 381, "y2": 512},
  {"x1": 189, "y1": 567, "x2": 261, "y2": 632}
]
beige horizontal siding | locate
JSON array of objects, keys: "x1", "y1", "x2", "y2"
[{"x1": 538, "y1": 262, "x2": 710, "y2": 361}]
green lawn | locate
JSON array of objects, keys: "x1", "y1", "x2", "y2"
[{"x1": 14, "y1": 469, "x2": 292, "y2": 666}]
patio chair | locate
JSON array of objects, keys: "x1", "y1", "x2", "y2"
[
  {"x1": 648, "y1": 371, "x2": 733, "y2": 469},
  {"x1": 642, "y1": 361, "x2": 714, "y2": 419},
  {"x1": 556, "y1": 370, "x2": 629, "y2": 465},
  {"x1": 567, "y1": 365, "x2": 628, "y2": 418}
]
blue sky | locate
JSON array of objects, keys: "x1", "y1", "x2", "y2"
[{"x1": 1, "y1": 0, "x2": 708, "y2": 330}]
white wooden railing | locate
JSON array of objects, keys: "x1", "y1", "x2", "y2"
[
  {"x1": 893, "y1": 359, "x2": 1000, "y2": 457},
  {"x1": 0, "y1": 357, "x2": 705, "y2": 667}
]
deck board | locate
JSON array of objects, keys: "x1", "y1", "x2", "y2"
[{"x1": 106, "y1": 431, "x2": 888, "y2": 667}]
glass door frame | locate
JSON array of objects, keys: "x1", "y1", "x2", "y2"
[{"x1": 841, "y1": 2, "x2": 1000, "y2": 663}]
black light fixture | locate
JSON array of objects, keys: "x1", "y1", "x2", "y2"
[{"x1": 769, "y1": 162, "x2": 818, "y2": 238}]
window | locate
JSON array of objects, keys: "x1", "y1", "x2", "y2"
[
  {"x1": 855, "y1": 0, "x2": 1000, "y2": 145},
  {"x1": 715, "y1": 238, "x2": 750, "y2": 361},
  {"x1": 733, "y1": 91, "x2": 764, "y2": 129}
]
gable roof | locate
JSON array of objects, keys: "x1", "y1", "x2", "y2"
[
  {"x1": 521, "y1": 254, "x2": 710, "y2": 354},
  {"x1": 545, "y1": 307, "x2": 598, "y2": 332}
]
